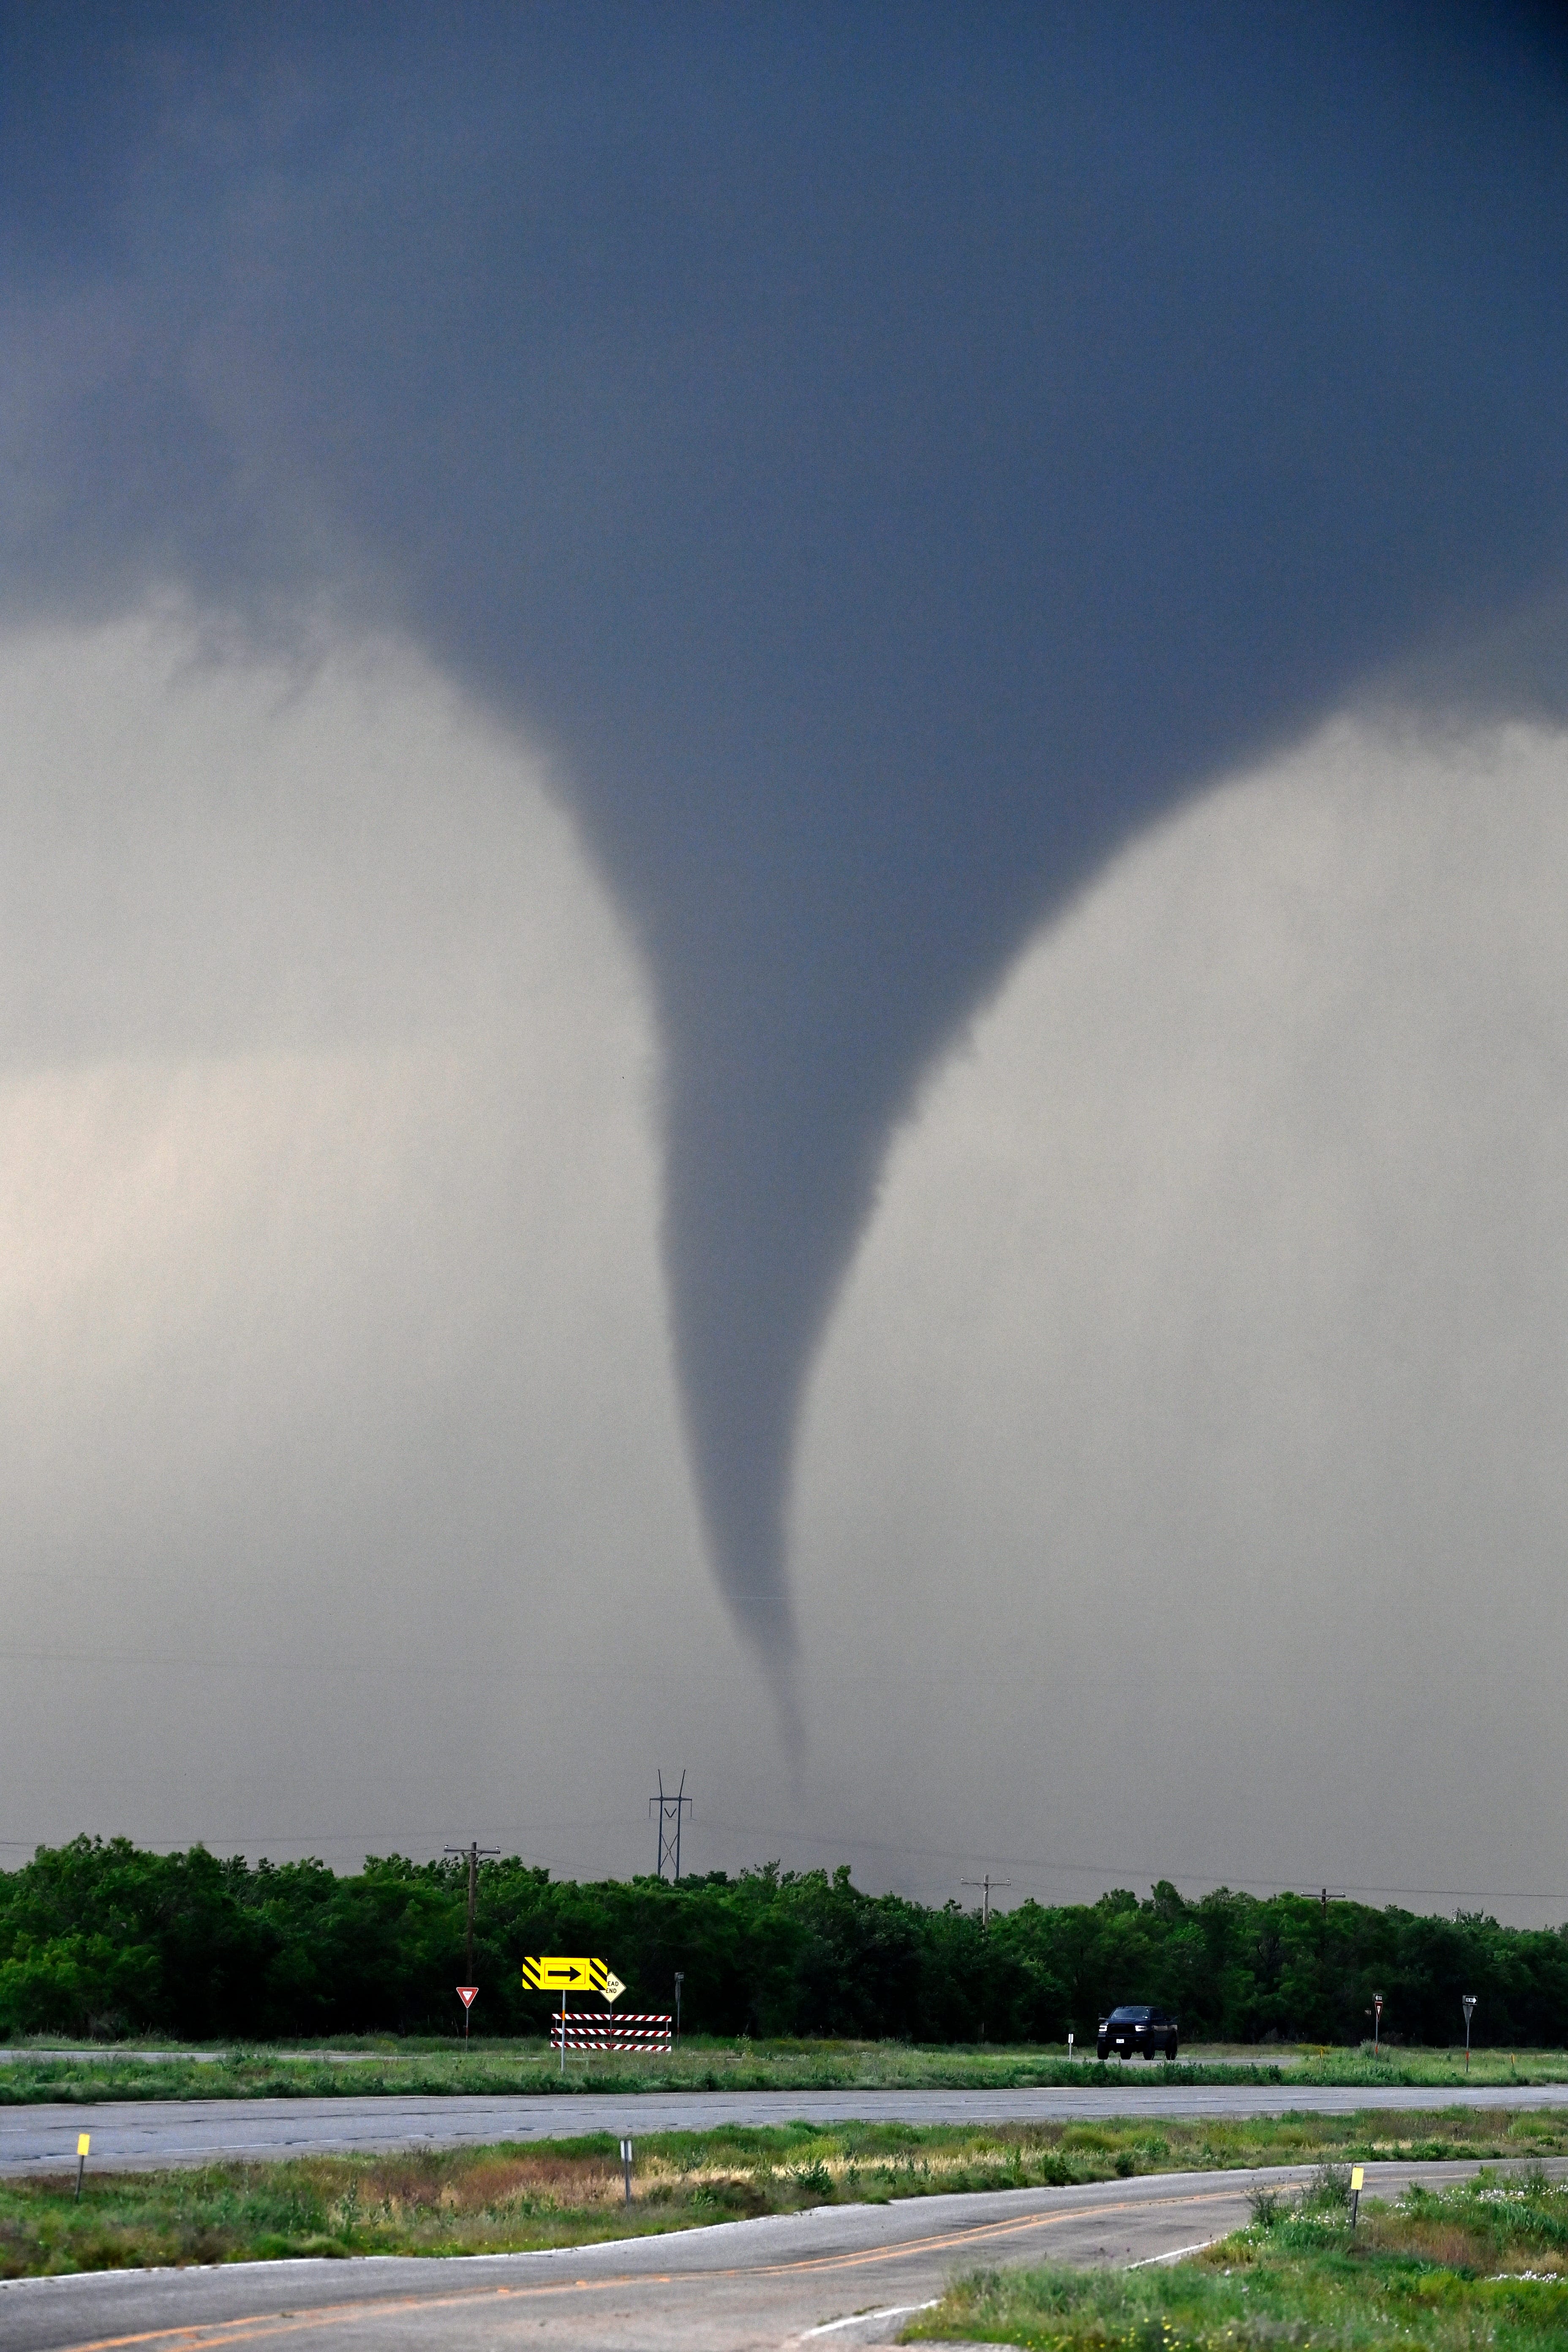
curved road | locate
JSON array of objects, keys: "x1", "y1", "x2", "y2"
[
  {"x1": 7, "y1": 2155, "x2": 1563, "y2": 2352},
  {"x1": 4, "y1": 2080, "x2": 1568, "y2": 2175}
]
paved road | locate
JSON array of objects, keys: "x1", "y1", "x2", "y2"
[
  {"x1": 7, "y1": 2155, "x2": 1561, "y2": 2352},
  {"x1": 4, "y1": 2080, "x2": 1568, "y2": 2177}
]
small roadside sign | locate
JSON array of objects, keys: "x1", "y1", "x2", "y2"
[
  {"x1": 600, "y1": 1968, "x2": 626, "y2": 2005},
  {"x1": 457, "y1": 1987, "x2": 478, "y2": 2007},
  {"x1": 75, "y1": 2132, "x2": 89, "y2": 2202},
  {"x1": 1350, "y1": 2164, "x2": 1364, "y2": 2227}
]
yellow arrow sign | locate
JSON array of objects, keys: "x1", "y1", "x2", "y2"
[
  {"x1": 522, "y1": 1955, "x2": 628, "y2": 1999},
  {"x1": 522, "y1": 1955, "x2": 598, "y2": 1992}
]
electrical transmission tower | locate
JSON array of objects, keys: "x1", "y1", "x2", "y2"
[{"x1": 649, "y1": 1769, "x2": 692, "y2": 1881}]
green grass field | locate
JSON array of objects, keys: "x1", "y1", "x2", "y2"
[
  {"x1": 2, "y1": 2035, "x2": 1565, "y2": 2103},
  {"x1": 5, "y1": 2106, "x2": 1568, "y2": 2278},
  {"x1": 908, "y1": 2167, "x2": 1568, "y2": 2348}
]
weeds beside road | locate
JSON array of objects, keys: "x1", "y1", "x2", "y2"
[
  {"x1": 3, "y1": 2037, "x2": 1566, "y2": 2104},
  {"x1": 909, "y1": 2164, "x2": 1568, "y2": 2348},
  {"x1": 5, "y1": 2106, "x2": 1568, "y2": 2278}
]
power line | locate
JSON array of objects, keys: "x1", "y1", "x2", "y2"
[
  {"x1": 2, "y1": 1816, "x2": 1563, "y2": 1910},
  {"x1": 0, "y1": 1649, "x2": 634, "y2": 1682},
  {"x1": 696, "y1": 1812, "x2": 1568, "y2": 1906}
]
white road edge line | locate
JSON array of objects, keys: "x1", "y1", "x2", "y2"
[
  {"x1": 1128, "y1": 2237, "x2": 1221, "y2": 2268},
  {"x1": 801, "y1": 2300, "x2": 939, "y2": 2335}
]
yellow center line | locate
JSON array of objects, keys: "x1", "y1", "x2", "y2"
[{"x1": 55, "y1": 2184, "x2": 1250, "y2": 2350}]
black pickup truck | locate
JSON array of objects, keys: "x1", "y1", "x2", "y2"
[{"x1": 1097, "y1": 2004, "x2": 1179, "y2": 2059}]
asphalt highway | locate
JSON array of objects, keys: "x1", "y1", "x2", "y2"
[
  {"x1": 5, "y1": 2080, "x2": 1568, "y2": 2176},
  {"x1": 8, "y1": 2155, "x2": 1563, "y2": 2352}
]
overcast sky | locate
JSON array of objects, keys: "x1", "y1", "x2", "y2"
[{"x1": 3, "y1": 5, "x2": 1568, "y2": 1922}]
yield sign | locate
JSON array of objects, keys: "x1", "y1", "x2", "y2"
[{"x1": 457, "y1": 1986, "x2": 479, "y2": 2009}]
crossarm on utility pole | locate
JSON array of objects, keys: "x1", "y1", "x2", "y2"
[
  {"x1": 961, "y1": 1873, "x2": 1013, "y2": 1928},
  {"x1": 444, "y1": 1840, "x2": 500, "y2": 1983}
]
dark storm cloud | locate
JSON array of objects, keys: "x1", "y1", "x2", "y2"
[{"x1": 3, "y1": 3, "x2": 1567, "y2": 1664}]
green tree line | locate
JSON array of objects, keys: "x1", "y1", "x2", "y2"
[{"x1": 3, "y1": 1839, "x2": 1565, "y2": 2046}]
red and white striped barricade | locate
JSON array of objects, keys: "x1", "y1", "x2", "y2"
[{"x1": 549, "y1": 2011, "x2": 673, "y2": 2053}]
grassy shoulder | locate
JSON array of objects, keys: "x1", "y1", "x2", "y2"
[
  {"x1": 3, "y1": 2036, "x2": 1567, "y2": 2104},
  {"x1": 6, "y1": 2107, "x2": 1568, "y2": 2278},
  {"x1": 908, "y1": 2166, "x2": 1568, "y2": 2349}
]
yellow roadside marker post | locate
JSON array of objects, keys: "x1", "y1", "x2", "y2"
[
  {"x1": 75, "y1": 2133, "x2": 90, "y2": 2202},
  {"x1": 1349, "y1": 2165, "x2": 1364, "y2": 2228}
]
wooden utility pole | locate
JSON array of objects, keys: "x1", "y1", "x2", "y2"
[
  {"x1": 962, "y1": 1873, "x2": 1013, "y2": 2044},
  {"x1": 445, "y1": 1840, "x2": 500, "y2": 1982},
  {"x1": 962, "y1": 1873, "x2": 1013, "y2": 1928}
]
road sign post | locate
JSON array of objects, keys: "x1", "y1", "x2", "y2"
[
  {"x1": 75, "y1": 2133, "x2": 89, "y2": 2202},
  {"x1": 674, "y1": 1971, "x2": 683, "y2": 2043},
  {"x1": 621, "y1": 2136, "x2": 634, "y2": 2206},
  {"x1": 1462, "y1": 1993, "x2": 1477, "y2": 2072},
  {"x1": 1372, "y1": 1993, "x2": 1383, "y2": 2054},
  {"x1": 1350, "y1": 2164, "x2": 1364, "y2": 2227},
  {"x1": 457, "y1": 1985, "x2": 478, "y2": 2042}
]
